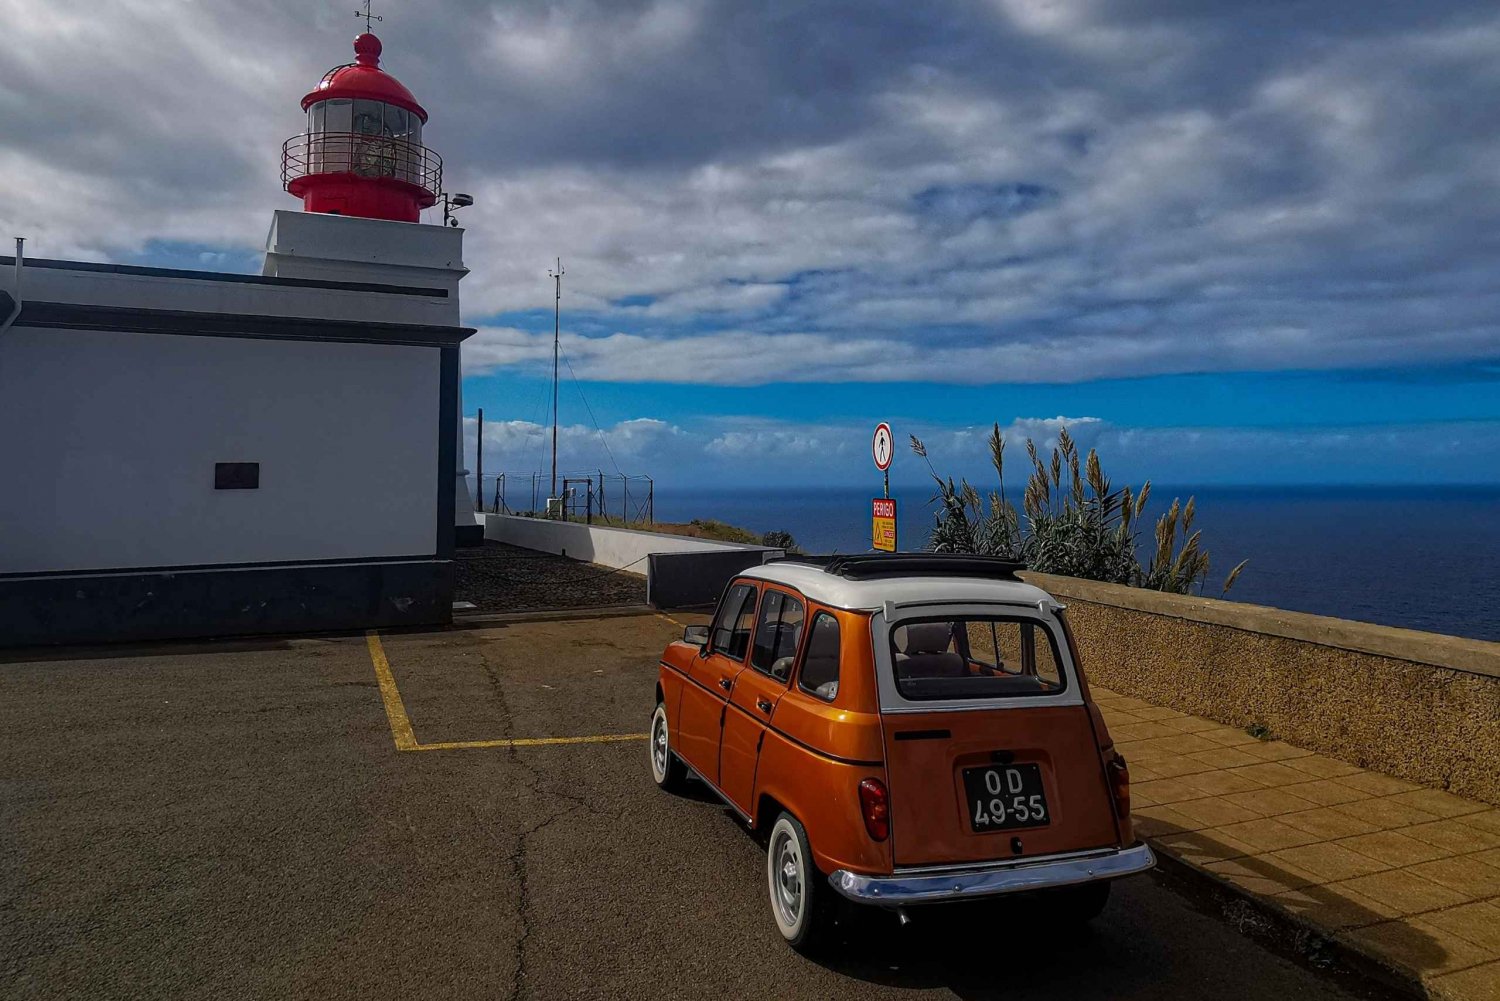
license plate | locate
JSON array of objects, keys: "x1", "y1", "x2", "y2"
[{"x1": 962, "y1": 763, "x2": 1050, "y2": 832}]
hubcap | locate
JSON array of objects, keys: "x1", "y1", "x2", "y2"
[
  {"x1": 772, "y1": 831, "x2": 802, "y2": 927},
  {"x1": 651, "y1": 713, "x2": 668, "y2": 778}
]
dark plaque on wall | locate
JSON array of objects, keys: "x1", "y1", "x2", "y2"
[{"x1": 214, "y1": 462, "x2": 260, "y2": 490}]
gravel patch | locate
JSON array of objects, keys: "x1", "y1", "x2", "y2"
[{"x1": 453, "y1": 542, "x2": 647, "y2": 612}]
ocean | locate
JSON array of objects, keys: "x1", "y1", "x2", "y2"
[{"x1": 652, "y1": 485, "x2": 1500, "y2": 643}]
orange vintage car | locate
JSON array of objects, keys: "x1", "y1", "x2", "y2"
[{"x1": 650, "y1": 553, "x2": 1154, "y2": 951}]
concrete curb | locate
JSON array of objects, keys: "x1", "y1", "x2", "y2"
[
  {"x1": 1148, "y1": 840, "x2": 1426, "y2": 999},
  {"x1": 448, "y1": 604, "x2": 661, "y2": 628}
]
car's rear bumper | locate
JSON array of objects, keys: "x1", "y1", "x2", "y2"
[{"x1": 827, "y1": 842, "x2": 1156, "y2": 906}]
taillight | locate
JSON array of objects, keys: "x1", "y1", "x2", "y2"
[
  {"x1": 858, "y1": 778, "x2": 889, "y2": 842},
  {"x1": 1107, "y1": 751, "x2": 1131, "y2": 821}
]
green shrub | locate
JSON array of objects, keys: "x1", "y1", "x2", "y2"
[
  {"x1": 910, "y1": 425, "x2": 1246, "y2": 596},
  {"x1": 761, "y1": 530, "x2": 801, "y2": 553},
  {"x1": 686, "y1": 519, "x2": 761, "y2": 545}
]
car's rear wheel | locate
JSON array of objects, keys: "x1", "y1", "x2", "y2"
[
  {"x1": 649, "y1": 703, "x2": 689, "y2": 792},
  {"x1": 766, "y1": 812, "x2": 835, "y2": 953}
]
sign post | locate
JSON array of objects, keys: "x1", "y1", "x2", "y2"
[
  {"x1": 871, "y1": 423, "x2": 895, "y2": 551},
  {"x1": 872, "y1": 423, "x2": 893, "y2": 497}
]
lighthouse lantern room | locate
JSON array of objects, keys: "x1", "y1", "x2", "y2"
[{"x1": 282, "y1": 31, "x2": 441, "y2": 223}]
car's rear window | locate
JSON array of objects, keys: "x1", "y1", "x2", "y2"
[{"x1": 890, "y1": 615, "x2": 1067, "y2": 701}]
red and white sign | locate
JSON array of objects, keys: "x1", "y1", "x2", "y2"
[
  {"x1": 872, "y1": 497, "x2": 897, "y2": 552},
  {"x1": 872, "y1": 422, "x2": 893, "y2": 471}
]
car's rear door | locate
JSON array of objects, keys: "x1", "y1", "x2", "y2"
[
  {"x1": 719, "y1": 586, "x2": 804, "y2": 815},
  {"x1": 675, "y1": 581, "x2": 758, "y2": 787},
  {"x1": 875, "y1": 603, "x2": 1119, "y2": 867}
]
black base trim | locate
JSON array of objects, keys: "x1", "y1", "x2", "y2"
[
  {"x1": 0, "y1": 255, "x2": 449, "y2": 297},
  {"x1": 0, "y1": 560, "x2": 454, "y2": 649},
  {"x1": 16, "y1": 300, "x2": 475, "y2": 348}
]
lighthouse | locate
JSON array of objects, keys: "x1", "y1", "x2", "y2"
[
  {"x1": 0, "y1": 23, "x2": 479, "y2": 646},
  {"x1": 267, "y1": 27, "x2": 481, "y2": 544},
  {"x1": 283, "y1": 31, "x2": 440, "y2": 223}
]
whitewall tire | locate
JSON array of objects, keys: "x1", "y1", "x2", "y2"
[
  {"x1": 650, "y1": 703, "x2": 688, "y2": 792},
  {"x1": 766, "y1": 812, "x2": 833, "y2": 952}
]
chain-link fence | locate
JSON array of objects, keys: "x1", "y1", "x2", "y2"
[{"x1": 475, "y1": 471, "x2": 655, "y2": 525}]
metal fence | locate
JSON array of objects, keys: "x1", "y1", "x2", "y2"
[
  {"x1": 282, "y1": 131, "x2": 442, "y2": 193},
  {"x1": 476, "y1": 471, "x2": 655, "y2": 526}
]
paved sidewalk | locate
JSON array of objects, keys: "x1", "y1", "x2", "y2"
[{"x1": 1095, "y1": 688, "x2": 1500, "y2": 1000}]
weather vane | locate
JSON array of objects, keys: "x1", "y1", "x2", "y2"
[{"x1": 355, "y1": 1, "x2": 382, "y2": 32}]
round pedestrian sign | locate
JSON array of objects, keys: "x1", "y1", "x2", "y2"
[{"x1": 872, "y1": 423, "x2": 893, "y2": 471}]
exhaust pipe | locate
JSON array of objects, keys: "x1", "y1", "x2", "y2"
[{"x1": 0, "y1": 237, "x2": 24, "y2": 337}]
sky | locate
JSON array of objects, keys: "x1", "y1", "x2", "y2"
[{"x1": 3, "y1": 0, "x2": 1499, "y2": 488}]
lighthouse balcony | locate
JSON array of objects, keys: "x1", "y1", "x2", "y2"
[{"x1": 282, "y1": 132, "x2": 442, "y2": 206}]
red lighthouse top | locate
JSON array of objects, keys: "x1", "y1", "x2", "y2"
[
  {"x1": 281, "y1": 31, "x2": 443, "y2": 224},
  {"x1": 301, "y1": 34, "x2": 428, "y2": 123}
]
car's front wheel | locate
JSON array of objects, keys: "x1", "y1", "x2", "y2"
[
  {"x1": 766, "y1": 812, "x2": 835, "y2": 953},
  {"x1": 649, "y1": 702, "x2": 689, "y2": 792}
]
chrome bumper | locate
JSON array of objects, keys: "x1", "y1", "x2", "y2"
[{"x1": 828, "y1": 843, "x2": 1156, "y2": 906}]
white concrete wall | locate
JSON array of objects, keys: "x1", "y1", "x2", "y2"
[
  {"x1": 263, "y1": 210, "x2": 465, "y2": 314},
  {"x1": 481, "y1": 514, "x2": 781, "y2": 575},
  {"x1": 0, "y1": 327, "x2": 440, "y2": 573}
]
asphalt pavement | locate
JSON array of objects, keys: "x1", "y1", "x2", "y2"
[{"x1": 0, "y1": 612, "x2": 1402, "y2": 1000}]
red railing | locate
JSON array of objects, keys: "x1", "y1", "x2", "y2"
[{"x1": 281, "y1": 132, "x2": 442, "y2": 194}]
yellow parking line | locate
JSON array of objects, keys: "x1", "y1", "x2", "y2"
[
  {"x1": 413, "y1": 733, "x2": 649, "y2": 752},
  {"x1": 364, "y1": 630, "x2": 650, "y2": 753},
  {"x1": 366, "y1": 630, "x2": 418, "y2": 750},
  {"x1": 656, "y1": 611, "x2": 689, "y2": 629}
]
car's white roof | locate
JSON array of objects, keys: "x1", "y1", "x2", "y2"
[{"x1": 737, "y1": 560, "x2": 1057, "y2": 612}]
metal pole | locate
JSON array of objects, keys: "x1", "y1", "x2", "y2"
[
  {"x1": 623, "y1": 478, "x2": 630, "y2": 525},
  {"x1": 476, "y1": 408, "x2": 484, "y2": 511},
  {"x1": 586, "y1": 476, "x2": 593, "y2": 525},
  {"x1": 548, "y1": 258, "x2": 564, "y2": 506},
  {"x1": 647, "y1": 477, "x2": 654, "y2": 525},
  {"x1": 598, "y1": 469, "x2": 605, "y2": 523}
]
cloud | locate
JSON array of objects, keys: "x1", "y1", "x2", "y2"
[
  {"x1": 3, "y1": 1, "x2": 1500, "y2": 385},
  {"x1": 461, "y1": 411, "x2": 1500, "y2": 488}
]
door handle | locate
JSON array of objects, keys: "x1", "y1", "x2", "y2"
[
  {"x1": 718, "y1": 678, "x2": 733, "y2": 692},
  {"x1": 756, "y1": 698, "x2": 773, "y2": 714}
]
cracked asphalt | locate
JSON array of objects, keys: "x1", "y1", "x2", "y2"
[{"x1": 1, "y1": 612, "x2": 1396, "y2": 1000}]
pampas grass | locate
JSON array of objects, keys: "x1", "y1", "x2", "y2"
[{"x1": 909, "y1": 425, "x2": 1246, "y2": 596}]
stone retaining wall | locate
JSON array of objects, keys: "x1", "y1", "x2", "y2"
[{"x1": 1021, "y1": 572, "x2": 1500, "y2": 806}]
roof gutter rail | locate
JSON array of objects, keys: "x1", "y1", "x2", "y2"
[{"x1": 0, "y1": 237, "x2": 24, "y2": 338}]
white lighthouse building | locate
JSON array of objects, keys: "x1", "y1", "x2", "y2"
[{"x1": 0, "y1": 29, "x2": 480, "y2": 646}]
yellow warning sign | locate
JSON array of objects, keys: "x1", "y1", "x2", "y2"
[{"x1": 872, "y1": 497, "x2": 897, "y2": 552}]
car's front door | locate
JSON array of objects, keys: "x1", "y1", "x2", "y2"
[
  {"x1": 719, "y1": 587, "x2": 804, "y2": 816},
  {"x1": 675, "y1": 581, "x2": 758, "y2": 787}
]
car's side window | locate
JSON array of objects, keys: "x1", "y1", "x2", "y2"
[
  {"x1": 751, "y1": 589, "x2": 805, "y2": 680},
  {"x1": 797, "y1": 612, "x2": 841, "y2": 701},
  {"x1": 710, "y1": 583, "x2": 758, "y2": 661}
]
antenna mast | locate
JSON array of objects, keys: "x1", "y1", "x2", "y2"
[{"x1": 548, "y1": 258, "x2": 564, "y2": 504}]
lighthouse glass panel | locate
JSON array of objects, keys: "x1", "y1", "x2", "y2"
[
  {"x1": 352, "y1": 99, "x2": 384, "y2": 136},
  {"x1": 384, "y1": 105, "x2": 409, "y2": 138},
  {"x1": 322, "y1": 99, "x2": 352, "y2": 133},
  {"x1": 308, "y1": 99, "x2": 352, "y2": 174}
]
